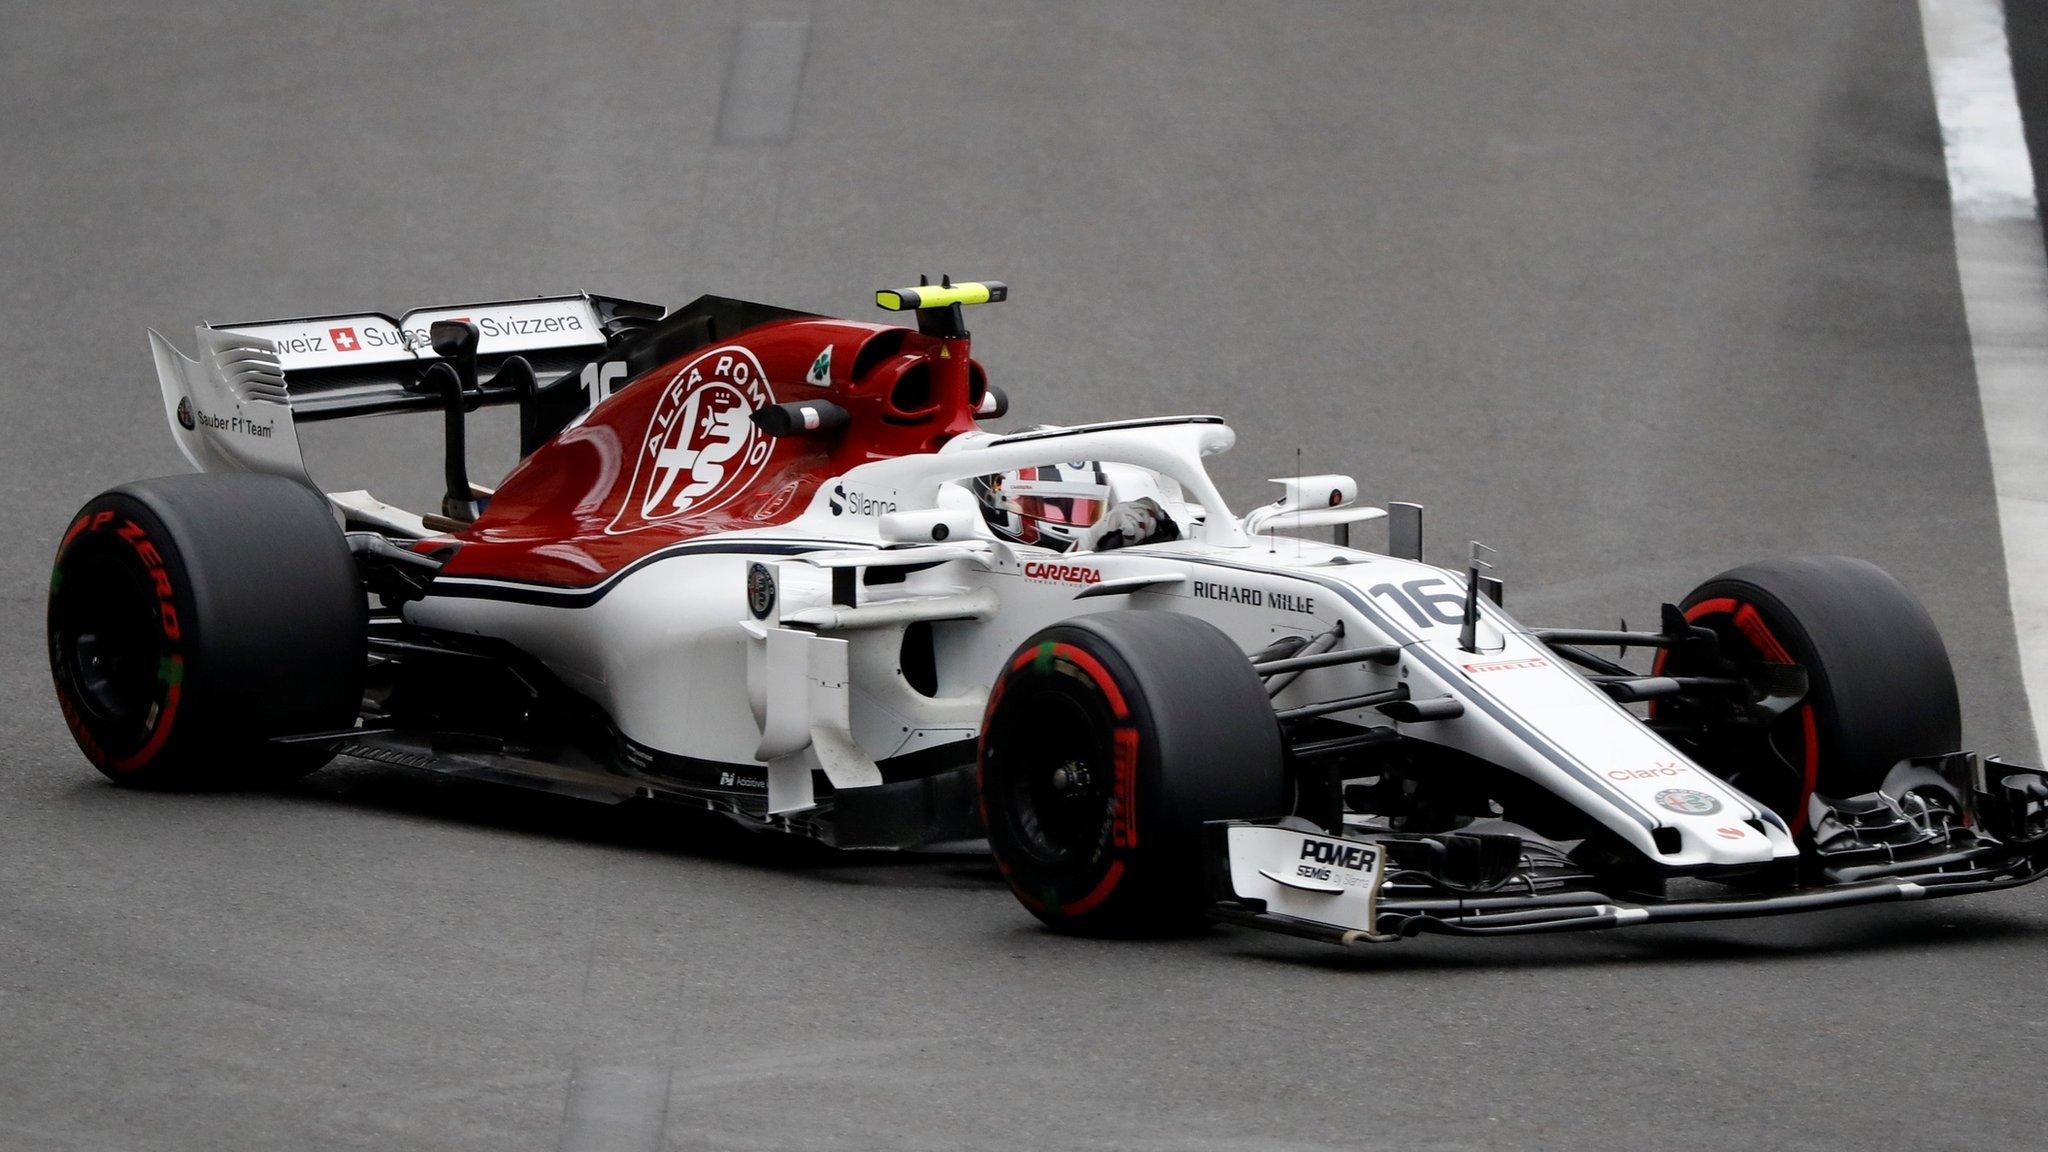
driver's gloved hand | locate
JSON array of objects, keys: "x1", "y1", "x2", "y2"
[{"x1": 1078, "y1": 497, "x2": 1180, "y2": 553}]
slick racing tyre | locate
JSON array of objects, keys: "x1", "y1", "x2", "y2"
[
  {"x1": 978, "y1": 611, "x2": 1287, "y2": 936},
  {"x1": 1657, "y1": 555, "x2": 1959, "y2": 831},
  {"x1": 47, "y1": 473, "x2": 366, "y2": 788}
]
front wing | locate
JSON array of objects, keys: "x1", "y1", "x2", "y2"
[{"x1": 1206, "y1": 754, "x2": 2048, "y2": 945}]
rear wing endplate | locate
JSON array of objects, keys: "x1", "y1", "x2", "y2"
[{"x1": 151, "y1": 325, "x2": 310, "y2": 482}]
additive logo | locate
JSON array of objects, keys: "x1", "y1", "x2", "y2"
[
  {"x1": 1653, "y1": 788, "x2": 1722, "y2": 816},
  {"x1": 606, "y1": 346, "x2": 774, "y2": 534},
  {"x1": 329, "y1": 326, "x2": 360, "y2": 352}
]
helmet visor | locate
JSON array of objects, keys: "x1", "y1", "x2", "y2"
[{"x1": 987, "y1": 468, "x2": 1110, "y2": 544}]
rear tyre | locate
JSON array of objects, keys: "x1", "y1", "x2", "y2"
[
  {"x1": 1658, "y1": 555, "x2": 1959, "y2": 829},
  {"x1": 978, "y1": 611, "x2": 1287, "y2": 935},
  {"x1": 47, "y1": 473, "x2": 366, "y2": 788}
]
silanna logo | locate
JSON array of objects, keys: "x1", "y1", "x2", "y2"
[
  {"x1": 605, "y1": 346, "x2": 773, "y2": 534},
  {"x1": 828, "y1": 483, "x2": 898, "y2": 517}
]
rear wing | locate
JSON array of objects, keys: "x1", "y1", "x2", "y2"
[
  {"x1": 150, "y1": 293, "x2": 663, "y2": 486},
  {"x1": 207, "y1": 293, "x2": 662, "y2": 420}
]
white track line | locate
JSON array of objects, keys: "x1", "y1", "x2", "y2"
[{"x1": 1920, "y1": 0, "x2": 2048, "y2": 759}]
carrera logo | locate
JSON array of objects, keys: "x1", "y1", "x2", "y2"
[
  {"x1": 1023, "y1": 561, "x2": 1101, "y2": 585},
  {"x1": 1463, "y1": 657, "x2": 1548, "y2": 674},
  {"x1": 605, "y1": 347, "x2": 773, "y2": 534}
]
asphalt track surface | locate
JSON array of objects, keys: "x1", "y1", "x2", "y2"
[{"x1": 2, "y1": 3, "x2": 2043, "y2": 1150}]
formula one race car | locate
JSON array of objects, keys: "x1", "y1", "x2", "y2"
[{"x1": 46, "y1": 278, "x2": 2048, "y2": 944}]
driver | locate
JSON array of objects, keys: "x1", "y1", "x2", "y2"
[{"x1": 971, "y1": 462, "x2": 1181, "y2": 553}]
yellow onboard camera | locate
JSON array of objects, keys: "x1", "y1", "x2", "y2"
[{"x1": 875, "y1": 280, "x2": 1008, "y2": 312}]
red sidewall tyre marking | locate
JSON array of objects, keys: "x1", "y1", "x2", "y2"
[
  {"x1": 1056, "y1": 859, "x2": 1126, "y2": 918},
  {"x1": 1655, "y1": 597, "x2": 1820, "y2": 833},
  {"x1": 49, "y1": 510, "x2": 187, "y2": 775},
  {"x1": 110, "y1": 675, "x2": 182, "y2": 773},
  {"x1": 979, "y1": 638, "x2": 1143, "y2": 921}
]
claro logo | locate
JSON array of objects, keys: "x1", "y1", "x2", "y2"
[
  {"x1": 1023, "y1": 561, "x2": 1102, "y2": 585},
  {"x1": 1609, "y1": 762, "x2": 1687, "y2": 781}
]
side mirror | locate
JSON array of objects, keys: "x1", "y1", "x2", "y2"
[
  {"x1": 975, "y1": 383, "x2": 1009, "y2": 420},
  {"x1": 1268, "y1": 474, "x2": 1358, "y2": 511},
  {"x1": 879, "y1": 508, "x2": 980, "y2": 545},
  {"x1": 1244, "y1": 474, "x2": 1375, "y2": 547},
  {"x1": 428, "y1": 319, "x2": 480, "y2": 361}
]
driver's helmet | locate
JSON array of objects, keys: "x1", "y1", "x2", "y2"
[{"x1": 971, "y1": 462, "x2": 1112, "y2": 550}]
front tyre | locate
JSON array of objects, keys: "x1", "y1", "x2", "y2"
[
  {"x1": 1657, "y1": 555, "x2": 1959, "y2": 830},
  {"x1": 978, "y1": 611, "x2": 1286, "y2": 935},
  {"x1": 47, "y1": 473, "x2": 366, "y2": 788}
]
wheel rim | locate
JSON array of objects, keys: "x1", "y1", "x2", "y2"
[
  {"x1": 989, "y1": 684, "x2": 1118, "y2": 869},
  {"x1": 50, "y1": 534, "x2": 166, "y2": 736}
]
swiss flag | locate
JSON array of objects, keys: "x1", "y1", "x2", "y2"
[{"x1": 329, "y1": 326, "x2": 359, "y2": 352}]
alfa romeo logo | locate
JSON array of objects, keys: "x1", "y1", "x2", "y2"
[
  {"x1": 175, "y1": 396, "x2": 195, "y2": 430},
  {"x1": 746, "y1": 562, "x2": 777, "y2": 619},
  {"x1": 606, "y1": 347, "x2": 774, "y2": 534},
  {"x1": 1654, "y1": 788, "x2": 1722, "y2": 816}
]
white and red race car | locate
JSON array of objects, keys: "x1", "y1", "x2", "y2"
[{"x1": 46, "y1": 280, "x2": 2048, "y2": 943}]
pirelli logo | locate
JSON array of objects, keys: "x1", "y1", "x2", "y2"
[{"x1": 1462, "y1": 657, "x2": 1548, "y2": 674}]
